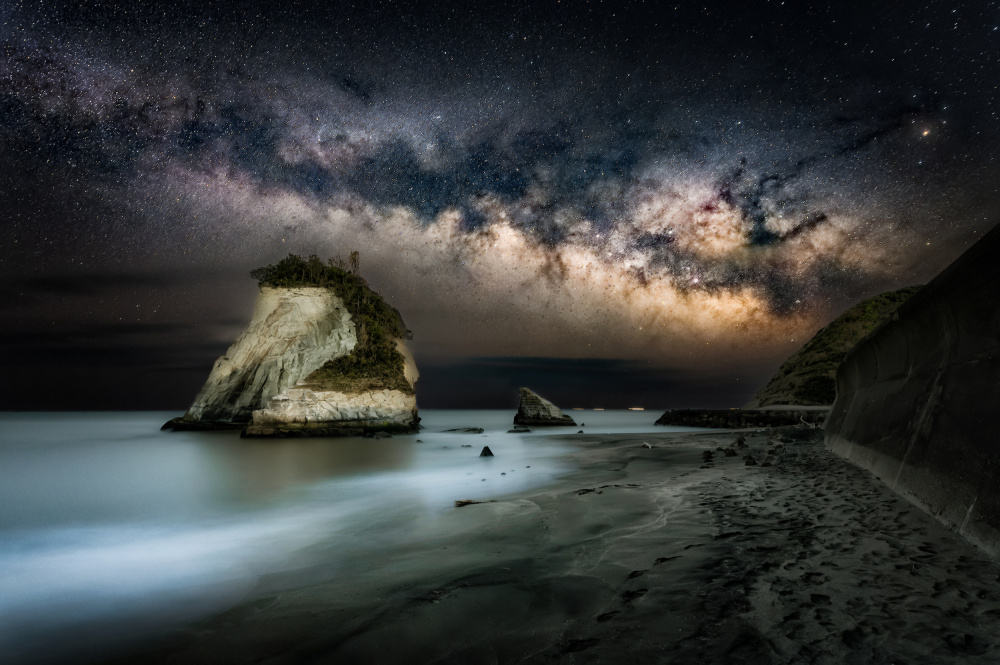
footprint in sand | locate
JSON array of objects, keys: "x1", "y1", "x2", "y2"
[
  {"x1": 621, "y1": 589, "x2": 648, "y2": 603},
  {"x1": 802, "y1": 572, "x2": 827, "y2": 585},
  {"x1": 654, "y1": 556, "x2": 681, "y2": 565},
  {"x1": 561, "y1": 638, "x2": 600, "y2": 654}
]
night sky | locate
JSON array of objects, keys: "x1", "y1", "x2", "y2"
[{"x1": 2, "y1": 0, "x2": 999, "y2": 410}]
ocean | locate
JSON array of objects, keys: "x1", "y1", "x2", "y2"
[{"x1": 0, "y1": 409, "x2": 691, "y2": 663}]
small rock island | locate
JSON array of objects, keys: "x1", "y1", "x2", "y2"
[
  {"x1": 164, "y1": 254, "x2": 419, "y2": 437},
  {"x1": 513, "y1": 387, "x2": 576, "y2": 426}
]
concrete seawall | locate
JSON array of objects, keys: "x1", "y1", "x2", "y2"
[{"x1": 825, "y1": 223, "x2": 1000, "y2": 556}]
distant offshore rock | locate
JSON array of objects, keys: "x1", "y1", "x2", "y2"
[
  {"x1": 513, "y1": 388, "x2": 576, "y2": 426},
  {"x1": 165, "y1": 254, "x2": 419, "y2": 437}
]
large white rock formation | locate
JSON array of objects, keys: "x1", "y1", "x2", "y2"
[
  {"x1": 168, "y1": 285, "x2": 419, "y2": 435},
  {"x1": 244, "y1": 388, "x2": 418, "y2": 437},
  {"x1": 176, "y1": 287, "x2": 355, "y2": 427}
]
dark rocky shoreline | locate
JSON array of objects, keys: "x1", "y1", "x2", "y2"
[
  {"x1": 160, "y1": 417, "x2": 245, "y2": 431},
  {"x1": 242, "y1": 419, "x2": 421, "y2": 438},
  {"x1": 655, "y1": 408, "x2": 828, "y2": 429},
  {"x1": 161, "y1": 416, "x2": 421, "y2": 437}
]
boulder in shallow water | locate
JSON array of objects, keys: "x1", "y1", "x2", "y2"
[{"x1": 513, "y1": 388, "x2": 576, "y2": 426}]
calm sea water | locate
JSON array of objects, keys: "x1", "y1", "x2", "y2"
[{"x1": 0, "y1": 409, "x2": 688, "y2": 663}]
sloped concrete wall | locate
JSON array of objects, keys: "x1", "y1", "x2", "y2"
[{"x1": 826, "y1": 223, "x2": 1000, "y2": 556}]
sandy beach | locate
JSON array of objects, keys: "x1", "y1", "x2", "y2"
[{"x1": 103, "y1": 427, "x2": 1000, "y2": 665}]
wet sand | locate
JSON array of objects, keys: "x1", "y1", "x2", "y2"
[{"x1": 106, "y1": 427, "x2": 1000, "y2": 664}]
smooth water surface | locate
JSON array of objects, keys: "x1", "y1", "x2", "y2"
[{"x1": 0, "y1": 409, "x2": 686, "y2": 663}]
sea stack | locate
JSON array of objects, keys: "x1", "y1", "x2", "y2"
[
  {"x1": 825, "y1": 222, "x2": 1000, "y2": 556},
  {"x1": 166, "y1": 254, "x2": 419, "y2": 437},
  {"x1": 513, "y1": 387, "x2": 576, "y2": 426}
]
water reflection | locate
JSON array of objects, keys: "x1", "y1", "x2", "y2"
[
  {"x1": 196, "y1": 435, "x2": 415, "y2": 501},
  {"x1": 0, "y1": 409, "x2": 684, "y2": 664},
  {"x1": 0, "y1": 415, "x2": 420, "y2": 529}
]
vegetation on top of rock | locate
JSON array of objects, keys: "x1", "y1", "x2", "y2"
[
  {"x1": 746, "y1": 286, "x2": 922, "y2": 407},
  {"x1": 251, "y1": 253, "x2": 414, "y2": 394}
]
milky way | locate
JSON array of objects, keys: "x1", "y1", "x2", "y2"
[{"x1": 3, "y1": 1, "x2": 1000, "y2": 408}]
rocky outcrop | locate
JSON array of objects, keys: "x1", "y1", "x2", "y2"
[
  {"x1": 513, "y1": 388, "x2": 575, "y2": 426},
  {"x1": 245, "y1": 336, "x2": 419, "y2": 437},
  {"x1": 167, "y1": 287, "x2": 356, "y2": 429},
  {"x1": 167, "y1": 254, "x2": 419, "y2": 437},
  {"x1": 746, "y1": 287, "x2": 920, "y2": 408},
  {"x1": 243, "y1": 387, "x2": 417, "y2": 437},
  {"x1": 825, "y1": 223, "x2": 1000, "y2": 556},
  {"x1": 655, "y1": 408, "x2": 828, "y2": 429}
]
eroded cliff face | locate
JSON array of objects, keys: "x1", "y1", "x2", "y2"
[
  {"x1": 179, "y1": 287, "x2": 356, "y2": 426},
  {"x1": 245, "y1": 334, "x2": 420, "y2": 437},
  {"x1": 244, "y1": 387, "x2": 418, "y2": 437},
  {"x1": 825, "y1": 223, "x2": 1000, "y2": 556},
  {"x1": 243, "y1": 310, "x2": 420, "y2": 436}
]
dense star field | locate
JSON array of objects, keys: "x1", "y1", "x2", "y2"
[{"x1": 2, "y1": 0, "x2": 999, "y2": 409}]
